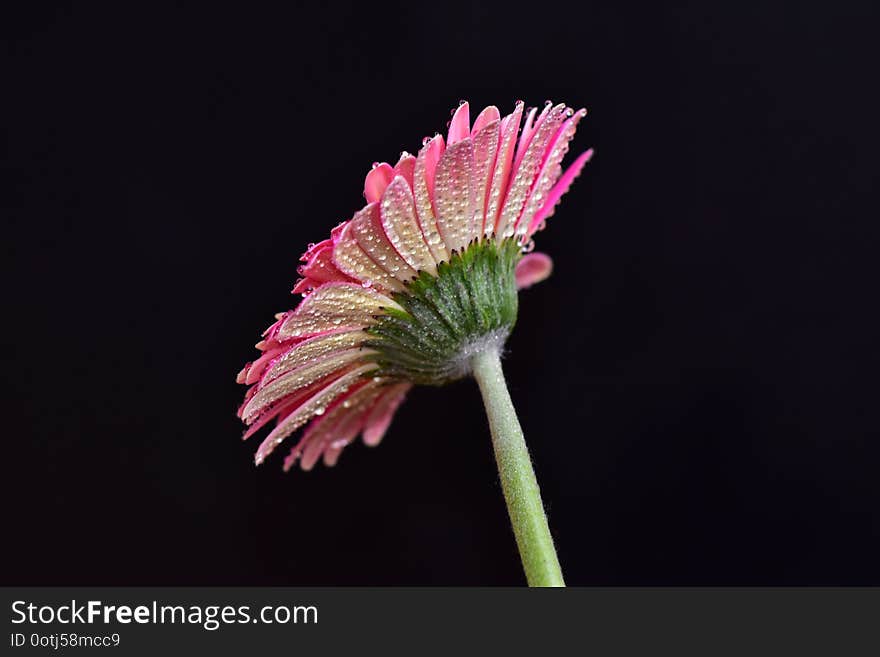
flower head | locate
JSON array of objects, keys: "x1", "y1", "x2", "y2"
[{"x1": 237, "y1": 100, "x2": 592, "y2": 471}]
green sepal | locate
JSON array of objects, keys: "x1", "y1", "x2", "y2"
[{"x1": 364, "y1": 238, "x2": 521, "y2": 385}]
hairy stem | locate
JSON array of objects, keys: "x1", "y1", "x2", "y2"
[{"x1": 470, "y1": 347, "x2": 565, "y2": 587}]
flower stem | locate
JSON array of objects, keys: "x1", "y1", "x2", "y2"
[{"x1": 470, "y1": 347, "x2": 565, "y2": 587}]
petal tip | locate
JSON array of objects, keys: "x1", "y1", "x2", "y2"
[
  {"x1": 515, "y1": 252, "x2": 554, "y2": 289},
  {"x1": 447, "y1": 101, "x2": 471, "y2": 145}
]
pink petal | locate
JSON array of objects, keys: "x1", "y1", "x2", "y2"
[
  {"x1": 471, "y1": 119, "x2": 500, "y2": 237},
  {"x1": 241, "y1": 362, "x2": 355, "y2": 438},
  {"x1": 516, "y1": 109, "x2": 587, "y2": 236},
  {"x1": 421, "y1": 135, "x2": 444, "y2": 199},
  {"x1": 380, "y1": 176, "x2": 437, "y2": 275},
  {"x1": 332, "y1": 213, "x2": 407, "y2": 293},
  {"x1": 321, "y1": 444, "x2": 345, "y2": 467},
  {"x1": 260, "y1": 313, "x2": 287, "y2": 340},
  {"x1": 363, "y1": 383, "x2": 411, "y2": 446},
  {"x1": 393, "y1": 153, "x2": 415, "y2": 189},
  {"x1": 259, "y1": 329, "x2": 368, "y2": 386},
  {"x1": 486, "y1": 102, "x2": 524, "y2": 235},
  {"x1": 434, "y1": 137, "x2": 476, "y2": 253},
  {"x1": 295, "y1": 240, "x2": 352, "y2": 289},
  {"x1": 242, "y1": 348, "x2": 373, "y2": 424},
  {"x1": 282, "y1": 399, "x2": 344, "y2": 472},
  {"x1": 237, "y1": 385, "x2": 257, "y2": 417},
  {"x1": 239, "y1": 344, "x2": 286, "y2": 385},
  {"x1": 471, "y1": 105, "x2": 500, "y2": 135},
  {"x1": 513, "y1": 105, "x2": 541, "y2": 171},
  {"x1": 363, "y1": 163, "x2": 395, "y2": 203},
  {"x1": 286, "y1": 380, "x2": 383, "y2": 471},
  {"x1": 242, "y1": 389, "x2": 311, "y2": 441},
  {"x1": 277, "y1": 282, "x2": 400, "y2": 340},
  {"x1": 291, "y1": 278, "x2": 319, "y2": 295},
  {"x1": 302, "y1": 385, "x2": 382, "y2": 470},
  {"x1": 515, "y1": 252, "x2": 554, "y2": 289},
  {"x1": 255, "y1": 363, "x2": 377, "y2": 465},
  {"x1": 349, "y1": 201, "x2": 418, "y2": 281},
  {"x1": 302, "y1": 238, "x2": 330, "y2": 259},
  {"x1": 497, "y1": 104, "x2": 567, "y2": 239},
  {"x1": 447, "y1": 101, "x2": 470, "y2": 145},
  {"x1": 413, "y1": 134, "x2": 448, "y2": 263},
  {"x1": 516, "y1": 106, "x2": 537, "y2": 149},
  {"x1": 529, "y1": 148, "x2": 594, "y2": 235}
]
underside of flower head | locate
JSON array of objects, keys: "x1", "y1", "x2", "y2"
[{"x1": 237, "y1": 100, "x2": 592, "y2": 471}]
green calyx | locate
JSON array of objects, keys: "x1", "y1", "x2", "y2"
[{"x1": 365, "y1": 238, "x2": 522, "y2": 385}]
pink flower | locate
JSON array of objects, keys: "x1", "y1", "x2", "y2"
[{"x1": 237, "y1": 100, "x2": 592, "y2": 471}]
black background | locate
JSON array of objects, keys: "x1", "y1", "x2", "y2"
[{"x1": 3, "y1": 2, "x2": 878, "y2": 585}]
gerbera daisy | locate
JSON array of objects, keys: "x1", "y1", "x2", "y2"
[{"x1": 237, "y1": 100, "x2": 592, "y2": 585}]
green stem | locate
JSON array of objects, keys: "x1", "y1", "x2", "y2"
[{"x1": 470, "y1": 347, "x2": 565, "y2": 587}]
